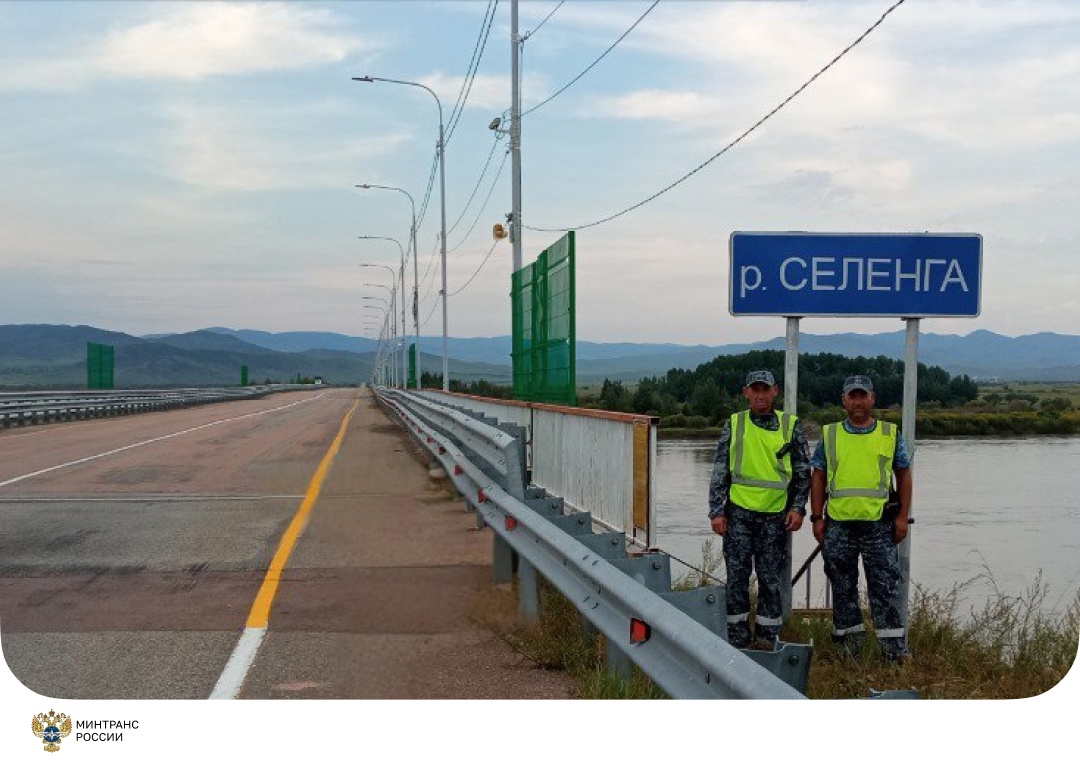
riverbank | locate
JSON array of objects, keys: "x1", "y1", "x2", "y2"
[
  {"x1": 658, "y1": 409, "x2": 1080, "y2": 439},
  {"x1": 475, "y1": 574, "x2": 1079, "y2": 699}
]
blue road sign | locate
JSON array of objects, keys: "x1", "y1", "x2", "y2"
[{"x1": 729, "y1": 232, "x2": 982, "y2": 317}]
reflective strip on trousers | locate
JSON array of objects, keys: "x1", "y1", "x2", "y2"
[
  {"x1": 876, "y1": 628, "x2": 906, "y2": 638},
  {"x1": 727, "y1": 612, "x2": 750, "y2": 624},
  {"x1": 755, "y1": 614, "x2": 784, "y2": 627},
  {"x1": 832, "y1": 623, "x2": 866, "y2": 636}
]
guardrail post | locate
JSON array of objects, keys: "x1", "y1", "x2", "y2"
[
  {"x1": 606, "y1": 639, "x2": 634, "y2": 682},
  {"x1": 518, "y1": 557, "x2": 539, "y2": 622},
  {"x1": 493, "y1": 534, "x2": 514, "y2": 585}
]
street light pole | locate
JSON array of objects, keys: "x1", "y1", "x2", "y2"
[
  {"x1": 353, "y1": 75, "x2": 449, "y2": 391},
  {"x1": 362, "y1": 295, "x2": 394, "y2": 387},
  {"x1": 359, "y1": 260, "x2": 400, "y2": 388},
  {"x1": 356, "y1": 184, "x2": 419, "y2": 389},
  {"x1": 510, "y1": 0, "x2": 523, "y2": 273}
]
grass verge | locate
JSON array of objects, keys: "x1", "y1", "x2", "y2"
[{"x1": 472, "y1": 565, "x2": 1079, "y2": 699}]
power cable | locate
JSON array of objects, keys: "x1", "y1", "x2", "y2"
[
  {"x1": 448, "y1": 147, "x2": 510, "y2": 253},
  {"x1": 446, "y1": 136, "x2": 501, "y2": 236},
  {"x1": 419, "y1": 291, "x2": 441, "y2": 330},
  {"x1": 521, "y1": 0, "x2": 660, "y2": 118},
  {"x1": 522, "y1": 1, "x2": 565, "y2": 41},
  {"x1": 449, "y1": 239, "x2": 504, "y2": 297},
  {"x1": 525, "y1": 0, "x2": 909, "y2": 233},
  {"x1": 415, "y1": 150, "x2": 439, "y2": 229},
  {"x1": 446, "y1": 0, "x2": 499, "y2": 145}
]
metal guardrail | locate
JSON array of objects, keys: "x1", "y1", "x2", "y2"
[
  {"x1": 375, "y1": 386, "x2": 808, "y2": 700},
  {"x1": 414, "y1": 390, "x2": 658, "y2": 548},
  {"x1": 0, "y1": 385, "x2": 307, "y2": 427}
]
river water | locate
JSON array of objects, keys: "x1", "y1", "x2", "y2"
[{"x1": 654, "y1": 436, "x2": 1080, "y2": 616}]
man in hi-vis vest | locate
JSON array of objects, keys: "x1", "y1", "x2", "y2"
[
  {"x1": 810, "y1": 375, "x2": 913, "y2": 663},
  {"x1": 708, "y1": 370, "x2": 810, "y2": 648}
]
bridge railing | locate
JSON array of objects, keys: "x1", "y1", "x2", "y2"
[
  {"x1": 375, "y1": 386, "x2": 808, "y2": 700},
  {"x1": 0, "y1": 385, "x2": 307, "y2": 427},
  {"x1": 414, "y1": 390, "x2": 657, "y2": 549}
]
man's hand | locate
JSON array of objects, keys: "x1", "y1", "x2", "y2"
[
  {"x1": 710, "y1": 515, "x2": 728, "y2": 536},
  {"x1": 812, "y1": 518, "x2": 825, "y2": 545},
  {"x1": 784, "y1": 511, "x2": 803, "y2": 532},
  {"x1": 893, "y1": 515, "x2": 909, "y2": 545}
]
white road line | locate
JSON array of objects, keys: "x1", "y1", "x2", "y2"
[
  {"x1": 0, "y1": 394, "x2": 329, "y2": 490},
  {"x1": 209, "y1": 627, "x2": 266, "y2": 699},
  {"x1": 0, "y1": 495, "x2": 306, "y2": 503}
]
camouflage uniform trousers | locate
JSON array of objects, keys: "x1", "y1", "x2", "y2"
[
  {"x1": 822, "y1": 518, "x2": 910, "y2": 660},
  {"x1": 722, "y1": 504, "x2": 788, "y2": 648}
]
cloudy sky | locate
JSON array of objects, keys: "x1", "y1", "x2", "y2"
[{"x1": 2, "y1": 0, "x2": 1078, "y2": 345}]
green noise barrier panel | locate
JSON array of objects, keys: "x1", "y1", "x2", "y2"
[{"x1": 511, "y1": 231, "x2": 576, "y2": 405}]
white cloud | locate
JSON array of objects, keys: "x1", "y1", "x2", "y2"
[
  {"x1": 160, "y1": 98, "x2": 411, "y2": 192},
  {"x1": 418, "y1": 71, "x2": 555, "y2": 115},
  {"x1": 97, "y1": 3, "x2": 365, "y2": 80},
  {"x1": 594, "y1": 89, "x2": 714, "y2": 122},
  {"x1": 2, "y1": 2, "x2": 374, "y2": 90}
]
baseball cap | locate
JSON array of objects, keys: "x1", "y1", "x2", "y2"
[
  {"x1": 744, "y1": 370, "x2": 776, "y2": 387},
  {"x1": 843, "y1": 375, "x2": 874, "y2": 394}
]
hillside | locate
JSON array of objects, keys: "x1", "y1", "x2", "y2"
[
  {"x1": 0, "y1": 326, "x2": 375, "y2": 388},
  {"x1": 3, "y1": 324, "x2": 1079, "y2": 389}
]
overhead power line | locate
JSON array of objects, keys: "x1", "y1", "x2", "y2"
[
  {"x1": 448, "y1": 147, "x2": 510, "y2": 253},
  {"x1": 450, "y1": 239, "x2": 504, "y2": 297},
  {"x1": 522, "y1": 1, "x2": 565, "y2": 41},
  {"x1": 522, "y1": 0, "x2": 660, "y2": 118},
  {"x1": 415, "y1": 150, "x2": 439, "y2": 229},
  {"x1": 445, "y1": 0, "x2": 499, "y2": 145},
  {"x1": 446, "y1": 136, "x2": 502, "y2": 237},
  {"x1": 525, "y1": 0, "x2": 909, "y2": 233}
]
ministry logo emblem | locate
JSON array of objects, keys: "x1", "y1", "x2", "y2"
[{"x1": 32, "y1": 710, "x2": 72, "y2": 753}]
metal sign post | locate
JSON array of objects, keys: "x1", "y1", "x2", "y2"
[
  {"x1": 782, "y1": 316, "x2": 800, "y2": 620},
  {"x1": 730, "y1": 231, "x2": 982, "y2": 632},
  {"x1": 900, "y1": 317, "x2": 920, "y2": 625}
]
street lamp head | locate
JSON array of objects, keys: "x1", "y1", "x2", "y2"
[
  {"x1": 488, "y1": 117, "x2": 502, "y2": 131},
  {"x1": 356, "y1": 184, "x2": 371, "y2": 189},
  {"x1": 352, "y1": 76, "x2": 374, "y2": 83}
]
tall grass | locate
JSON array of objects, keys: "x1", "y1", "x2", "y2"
[
  {"x1": 473, "y1": 559, "x2": 1079, "y2": 699},
  {"x1": 785, "y1": 572, "x2": 1079, "y2": 699}
]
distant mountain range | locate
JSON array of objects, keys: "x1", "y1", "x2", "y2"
[
  {"x1": 204, "y1": 326, "x2": 1080, "y2": 383},
  {"x1": 2, "y1": 324, "x2": 1079, "y2": 389}
]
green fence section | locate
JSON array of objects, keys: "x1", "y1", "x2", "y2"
[
  {"x1": 408, "y1": 343, "x2": 417, "y2": 388},
  {"x1": 511, "y1": 231, "x2": 576, "y2": 405},
  {"x1": 241, "y1": 365, "x2": 249, "y2": 386},
  {"x1": 86, "y1": 342, "x2": 115, "y2": 390}
]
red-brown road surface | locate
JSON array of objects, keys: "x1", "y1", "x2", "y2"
[{"x1": 0, "y1": 388, "x2": 576, "y2": 699}]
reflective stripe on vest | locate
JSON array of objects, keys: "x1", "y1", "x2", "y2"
[
  {"x1": 823, "y1": 421, "x2": 896, "y2": 521},
  {"x1": 729, "y1": 411, "x2": 795, "y2": 513}
]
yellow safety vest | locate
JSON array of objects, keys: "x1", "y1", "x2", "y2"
[
  {"x1": 728, "y1": 410, "x2": 796, "y2": 513},
  {"x1": 822, "y1": 421, "x2": 897, "y2": 521}
]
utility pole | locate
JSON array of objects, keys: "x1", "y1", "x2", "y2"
[{"x1": 510, "y1": 0, "x2": 523, "y2": 272}]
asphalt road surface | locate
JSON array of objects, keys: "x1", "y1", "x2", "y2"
[{"x1": 0, "y1": 388, "x2": 576, "y2": 699}]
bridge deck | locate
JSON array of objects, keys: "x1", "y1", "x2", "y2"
[{"x1": 0, "y1": 388, "x2": 576, "y2": 699}]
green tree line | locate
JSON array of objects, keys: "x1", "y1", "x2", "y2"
[{"x1": 588, "y1": 349, "x2": 978, "y2": 424}]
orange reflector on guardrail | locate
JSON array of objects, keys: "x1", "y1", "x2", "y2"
[
  {"x1": 630, "y1": 618, "x2": 651, "y2": 644},
  {"x1": 478, "y1": 488, "x2": 487, "y2": 504},
  {"x1": 453, "y1": 465, "x2": 463, "y2": 475},
  {"x1": 505, "y1": 516, "x2": 518, "y2": 531}
]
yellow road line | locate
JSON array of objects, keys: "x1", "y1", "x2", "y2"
[{"x1": 245, "y1": 396, "x2": 361, "y2": 629}]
